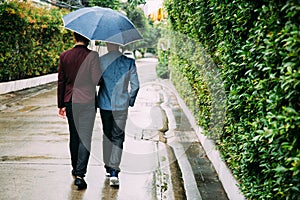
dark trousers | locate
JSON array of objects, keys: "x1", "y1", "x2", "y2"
[
  {"x1": 100, "y1": 109, "x2": 128, "y2": 172},
  {"x1": 66, "y1": 102, "x2": 96, "y2": 177}
]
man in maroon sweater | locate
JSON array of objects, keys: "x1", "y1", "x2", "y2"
[{"x1": 57, "y1": 32, "x2": 100, "y2": 189}]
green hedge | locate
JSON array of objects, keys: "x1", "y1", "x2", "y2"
[
  {"x1": 0, "y1": 0, "x2": 72, "y2": 82},
  {"x1": 164, "y1": 0, "x2": 300, "y2": 199},
  {"x1": 157, "y1": 38, "x2": 169, "y2": 79}
]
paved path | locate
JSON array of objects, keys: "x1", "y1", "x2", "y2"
[{"x1": 0, "y1": 58, "x2": 228, "y2": 200}]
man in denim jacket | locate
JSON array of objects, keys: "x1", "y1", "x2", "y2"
[{"x1": 97, "y1": 42, "x2": 139, "y2": 187}]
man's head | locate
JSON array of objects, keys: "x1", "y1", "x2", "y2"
[
  {"x1": 106, "y1": 42, "x2": 120, "y2": 52},
  {"x1": 74, "y1": 32, "x2": 90, "y2": 46}
]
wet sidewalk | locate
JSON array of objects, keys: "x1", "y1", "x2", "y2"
[{"x1": 0, "y1": 58, "x2": 229, "y2": 200}]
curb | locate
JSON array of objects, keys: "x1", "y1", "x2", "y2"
[
  {"x1": 0, "y1": 73, "x2": 57, "y2": 94},
  {"x1": 163, "y1": 80, "x2": 245, "y2": 200},
  {"x1": 160, "y1": 85, "x2": 202, "y2": 200}
]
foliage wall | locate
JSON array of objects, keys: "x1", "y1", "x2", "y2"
[
  {"x1": 0, "y1": 0, "x2": 72, "y2": 82},
  {"x1": 164, "y1": 0, "x2": 300, "y2": 199},
  {"x1": 156, "y1": 38, "x2": 169, "y2": 79}
]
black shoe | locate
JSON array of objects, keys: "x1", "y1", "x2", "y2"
[
  {"x1": 74, "y1": 177, "x2": 87, "y2": 190},
  {"x1": 104, "y1": 165, "x2": 112, "y2": 178},
  {"x1": 71, "y1": 170, "x2": 76, "y2": 177}
]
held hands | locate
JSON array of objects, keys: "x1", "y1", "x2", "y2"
[{"x1": 58, "y1": 108, "x2": 66, "y2": 119}]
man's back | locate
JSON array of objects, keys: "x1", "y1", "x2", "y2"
[
  {"x1": 98, "y1": 51, "x2": 139, "y2": 111},
  {"x1": 58, "y1": 45, "x2": 100, "y2": 106}
]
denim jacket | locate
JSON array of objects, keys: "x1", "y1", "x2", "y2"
[{"x1": 97, "y1": 51, "x2": 139, "y2": 111}]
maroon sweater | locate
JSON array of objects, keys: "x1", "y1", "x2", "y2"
[{"x1": 57, "y1": 45, "x2": 101, "y2": 108}]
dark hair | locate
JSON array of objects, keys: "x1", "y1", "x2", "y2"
[{"x1": 74, "y1": 32, "x2": 90, "y2": 46}]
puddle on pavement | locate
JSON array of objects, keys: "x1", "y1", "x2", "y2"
[
  {"x1": 157, "y1": 143, "x2": 186, "y2": 200},
  {"x1": 18, "y1": 106, "x2": 40, "y2": 112},
  {"x1": 1, "y1": 155, "x2": 53, "y2": 161},
  {"x1": 0, "y1": 104, "x2": 40, "y2": 113},
  {"x1": 185, "y1": 142, "x2": 229, "y2": 200},
  {"x1": 172, "y1": 108, "x2": 194, "y2": 131}
]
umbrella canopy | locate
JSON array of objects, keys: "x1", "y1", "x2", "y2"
[{"x1": 62, "y1": 6, "x2": 143, "y2": 46}]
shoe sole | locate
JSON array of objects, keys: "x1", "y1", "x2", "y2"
[
  {"x1": 77, "y1": 185, "x2": 87, "y2": 190},
  {"x1": 109, "y1": 177, "x2": 119, "y2": 186}
]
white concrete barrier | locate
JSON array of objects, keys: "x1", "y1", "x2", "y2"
[{"x1": 0, "y1": 73, "x2": 57, "y2": 94}]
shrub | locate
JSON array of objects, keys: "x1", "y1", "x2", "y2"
[
  {"x1": 157, "y1": 38, "x2": 169, "y2": 79},
  {"x1": 164, "y1": 0, "x2": 300, "y2": 199},
  {"x1": 0, "y1": 0, "x2": 72, "y2": 82}
]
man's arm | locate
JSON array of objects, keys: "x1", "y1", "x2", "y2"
[
  {"x1": 90, "y1": 51, "x2": 101, "y2": 86},
  {"x1": 57, "y1": 53, "x2": 66, "y2": 118},
  {"x1": 129, "y1": 61, "x2": 139, "y2": 107},
  {"x1": 57, "y1": 53, "x2": 66, "y2": 108}
]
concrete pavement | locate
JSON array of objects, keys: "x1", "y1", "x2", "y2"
[{"x1": 0, "y1": 58, "x2": 229, "y2": 199}]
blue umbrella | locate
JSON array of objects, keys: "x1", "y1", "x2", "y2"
[{"x1": 62, "y1": 6, "x2": 143, "y2": 46}]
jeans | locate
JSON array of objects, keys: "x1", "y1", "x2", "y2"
[
  {"x1": 66, "y1": 102, "x2": 96, "y2": 177},
  {"x1": 100, "y1": 109, "x2": 128, "y2": 172}
]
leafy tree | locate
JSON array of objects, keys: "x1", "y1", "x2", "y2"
[
  {"x1": 89, "y1": 0, "x2": 120, "y2": 9},
  {"x1": 127, "y1": 0, "x2": 146, "y2": 7},
  {"x1": 121, "y1": 1, "x2": 160, "y2": 57}
]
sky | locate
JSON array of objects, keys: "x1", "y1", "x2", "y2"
[{"x1": 143, "y1": 0, "x2": 163, "y2": 15}]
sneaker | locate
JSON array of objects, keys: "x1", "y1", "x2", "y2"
[
  {"x1": 109, "y1": 170, "x2": 119, "y2": 187},
  {"x1": 105, "y1": 172, "x2": 111, "y2": 177}
]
